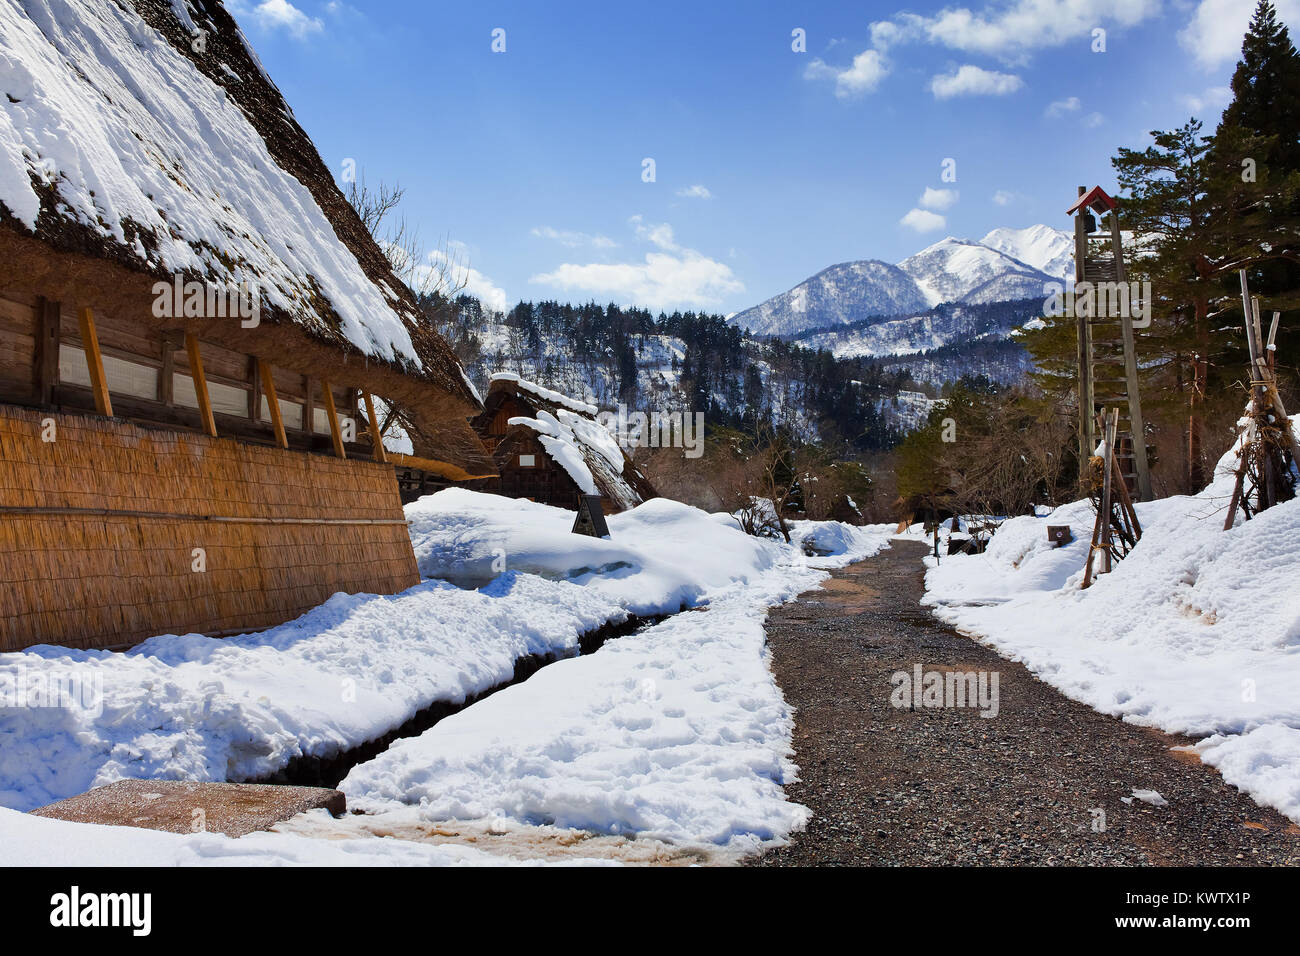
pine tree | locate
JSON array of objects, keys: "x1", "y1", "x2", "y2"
[{"x1": 1209, "y1": 0, "x2": 1300, "y2": 314}]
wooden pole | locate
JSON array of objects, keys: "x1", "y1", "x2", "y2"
[
  {"x1": 1081, "y1": 492, "x2": 1106, "y2": 590},
  {"x1": 1110, "y1": 449, "x2": 1142, "y2": 539},
  {"x1": 1098, "y1": 409, "x2": 1116, "y2": 575},
  {"x1": 184, "y1": 333, "x2": 217, "y2": 437},
  {"x1": 258, "y1": 360, "x2": 288, "y2": 449},
  {"x1": 1074, "y1": 187, "x2": 1094, "y2": 474},
  {"x1": 362, "y1": 390, "x2": 386, "y2": 463},
  {"x1": 320, "y1": 378, "x2": 347, "y2": 459},
  {"x1": 77, "y1": 307, "x2": 113, "y2": 417}
]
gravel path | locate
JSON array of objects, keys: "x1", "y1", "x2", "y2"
[{"x1": 751, "y1": 540, "x2": 1300, "y2": 866}]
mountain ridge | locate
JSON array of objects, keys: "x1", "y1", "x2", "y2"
[{"x1": 731, "y1": 224, "x2": 1072, "y2": 341}]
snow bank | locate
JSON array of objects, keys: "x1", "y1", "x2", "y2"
[
  {"x1": 0, "y1": 574, "x2": 621, "y2": 811},
  {"x1": 408, "y1": 489, "x2": 793, "y2": 616},
  {"x1": 340, "y1": 579, "x2": 818, "y2": 851},
  {"x1": 923, "y1": 441, "x2": 1300, "y2": 821}
]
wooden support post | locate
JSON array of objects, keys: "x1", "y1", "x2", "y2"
[
  {"x1": 1073, "y1": 186, "x2": 1094, "y2": 472},
  {"x1": 304, "y1": 376, "x2": 316, "y2": 438},
  {"x1": 36, "y1": 298, "x2": 60, "y2": 406},
  {"x1": 320, "y1": 378, "x2": 347, "y2": 459},
  {"x1": 1109, "y1": 209, "x2": 1151, "y2": 503},
  {"x1": 258, "y1": 360, "x2": 288, "y2": 449},
  {"x1": 160, "y1": 331, "x2": 181, "y2": 406},
  {"x1": 362, "y1": 390, "x2": 386, "y2": 463},
  {"x1": 77, "y1": 307, "x2": 113, "y2": 418},
  {"x1": 247, "y1": 356, "x2": 260, "y2": 421},
  {"x1": 184, "y1": 333, "x2": 218, "y2": 438}
]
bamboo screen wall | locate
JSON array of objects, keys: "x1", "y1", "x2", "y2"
[{"x1": 0, "y1": 404, "x2": 419, "y2": 652}]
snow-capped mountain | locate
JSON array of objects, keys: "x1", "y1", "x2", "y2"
[
  {"x1": 731, "y1": 260, "x2": 930, "y2": 337},
  {"x1": 732, "y1": 225, "x2": 1069, "y2": 340},
  {"x1": 979, "y1": 225, "x2": 1074, "y2": 280},
  {"x1": 897, "y1": 237, "x2": 1055, "y2": 308}
]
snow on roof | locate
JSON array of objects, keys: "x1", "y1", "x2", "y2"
[
  {"x1": 0, "y1": 0, "x2": 468, "y2": 397},
  {"x1": 486, "y1": 374, "x2": 654, "y2": 511},
  {"x1": 491, "y1": 372, "x2": 598, "y2": 416},
  {"x1": 509, "y1": 410, "x2": 598, "y2": 496}
]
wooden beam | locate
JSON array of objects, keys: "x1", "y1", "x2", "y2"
[
  {"x1": 362, "y1": 390, "x2": 386, "y2": 463},
  {"x1": 258, "y1": 360, "x2": 288, "y2": 449},
  {"x1": 321, "y1": 377, "x2": 346, "y2": 459},
  {"x1": 77, "y1": 307, "x2": 113, "y2": 417},
  {"x1": 184, "y1": 333, "x2": 218, "y2": 438}
]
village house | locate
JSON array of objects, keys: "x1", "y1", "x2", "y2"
[
  {"x1": 0, "y1": 0, "x2": 491, "y2": 651},
  {"x1": 470, "y1": 374, "x2": 657, "y2": 513}
]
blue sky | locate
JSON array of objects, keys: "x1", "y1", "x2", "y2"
[{"x1": 227, "y1": 0, "x2": 1290, "y2": 315}]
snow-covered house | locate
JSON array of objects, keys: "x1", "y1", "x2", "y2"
[
  {"x1": 470, "y1": 374, "x2": 657, "y2": 513},
  {"x1": 0, "y1": 0, "x2": 487, "y2": 651}
]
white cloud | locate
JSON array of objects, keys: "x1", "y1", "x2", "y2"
[
  {"x1": 229, "y1": 0, "x2": 324, "y2": 38},
  {"x1": 1180, "y1": 85, "x2": 1232, "y2": 114},
  {"x1": 1083, "y1": 111, "x2": 1105, "y2": 128},
  {"x1": 1045, "y1": 96, "x2": 1082, "y2": 117},
  {"x1": 531, "y1": 226, "x2": 617, "y2": 249},
  {"x1": 920, "y1": 187, "x2": 959, "y2": 211},
  {"x1": 805, "y1": 48, "x2": 889, "y2": 98},
  {"x1": 419, "y1": 247, "x2": 507, "y2": 315},
  {"x1": 992, "y1": 190, "x2": 1017, "y2": 206},
  {"x1": 530, "y1": 218, "x2": 742, "y2": 309},
  {"x1": 892, "y1": 1, "x2": 1161, "y2": 61},
  {"x1": 676, "y1": 184, "x2": 713, "y2": 199},
  {"x1": 900, "y1": 208, "x2": 946, "y2": 232},
  {"x1": 930, "y1": 65, "x2": 1024, "y2": 99},
  {"x1": 1180, "y1": 0, "x2": 1300, "y2": 69}
]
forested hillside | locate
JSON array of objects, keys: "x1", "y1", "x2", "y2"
[{"x1": 431, "y1": 294, "x2": 936, "y2": 453}]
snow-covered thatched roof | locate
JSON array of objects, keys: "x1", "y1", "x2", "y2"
[
  {"x1": 475, "y1": 375, "x2": 657, "y2": 512},
  {"x1": 0, "y1": 0, "x2": 478, "y2": 419}
]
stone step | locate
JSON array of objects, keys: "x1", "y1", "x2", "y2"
[{"x1": 29, "y1": 778, "x2": 345, "y2": 838}]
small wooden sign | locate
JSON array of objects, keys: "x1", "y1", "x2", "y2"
[
  {"x1": 1047, "y1": 525, "x2": 1073, "y2": 547},
  {"x1": 572, "y1": 494, "x2": 610, "y2": 538}
]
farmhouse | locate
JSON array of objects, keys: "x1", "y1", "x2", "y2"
[
  {"x1": 470, "y1": 374, "x2": 657, "y2": 513},
  {"x1": 0, "y1": 0, "x2": 488, "y2": 650}
]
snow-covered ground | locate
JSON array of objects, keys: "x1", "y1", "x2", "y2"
[
  {"x1": 921, "y1": 441, "x2": 1300, "y2": 822},
  {"x1": 0, "y1": 490, "x2": 890, "y2": 864}
]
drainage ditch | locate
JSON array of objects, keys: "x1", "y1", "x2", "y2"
[{"x1": 251, "y1": 611, "x2": 666, "y2": 790}]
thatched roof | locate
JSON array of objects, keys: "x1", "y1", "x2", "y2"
[
  {"x1": 0, "y1": 0, "x2": 480, "y2": 424},
  {"x1": 474, "y1": 374, "x2": 657, "y2": 512}
]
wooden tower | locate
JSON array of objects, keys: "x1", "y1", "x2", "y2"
[{"x1": 1068, "y1": 186, "x2": 1152, "y2": 502}]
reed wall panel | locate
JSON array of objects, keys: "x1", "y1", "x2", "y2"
[{"x1": 0, "y1": 404, "x2": 418, "y2": 651}]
